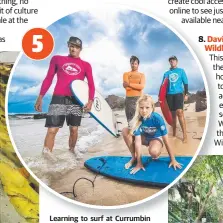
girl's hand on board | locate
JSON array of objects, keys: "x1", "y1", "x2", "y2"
[{"x1": 169, "y1": 159, "x2": 183, "y2": 170}]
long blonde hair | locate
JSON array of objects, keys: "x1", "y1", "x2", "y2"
[{"x1": 129, "y1": 94, "x2": 155, "y2": 135}]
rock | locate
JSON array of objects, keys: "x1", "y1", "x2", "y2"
[
  {"x1": 185, "y1": 93, "x2": 196, "y2": 104},
  {"x1": 105, "y1": 95, "x2": 125, "y2": 110},
  {"x1": 195, "y1": 89, "x2": 207, "y2": 112},
  {"x1": 33, "y1": 113, "x2": 47, "y2": 119},
  {"x1": 184, "y1": 90, "x2": 206, "y2": 112},
  {"x1": 196, "y1": 89, "x2": 206, "y2": 98},
  {"x1": 196, "y1": 99, "x2": 207, "y2": 112},
  {"x1": 155, "y1": 101, "x2": 160, "y2": 107}
]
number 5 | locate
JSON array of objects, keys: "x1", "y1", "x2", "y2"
[{"x1": 32, "y1": 35, "x2": 43, "y2": 52}]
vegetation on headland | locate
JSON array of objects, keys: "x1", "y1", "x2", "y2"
[{"x1": 169, "y1": 156, "x2": 223, "y2": 223}]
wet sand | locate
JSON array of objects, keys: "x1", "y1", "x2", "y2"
[{"x1": 51, "y1": 104, "x2": 206, "y2": 206}]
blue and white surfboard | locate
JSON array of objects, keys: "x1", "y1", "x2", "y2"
[{"x1": 70, "y1": 80, "x2": 118, "y2": 137}]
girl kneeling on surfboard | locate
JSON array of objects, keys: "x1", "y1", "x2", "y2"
[{"x1": 122, "y1": 94, "x2": 182, "y2": 174}]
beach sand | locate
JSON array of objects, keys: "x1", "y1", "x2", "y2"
[{"x1": 51, "y1": 103, "x2": 206, "y2": 206}]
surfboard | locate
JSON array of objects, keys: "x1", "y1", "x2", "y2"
[
  {"x1": 159, "y1": 78, "x2": 173, "y2": 126},
  {"x1": 84, "y1": 156, "x2": 192, "y2": 187},
  {"x1": 70, "y1": 80, "x2": 119, "y2": 137}
]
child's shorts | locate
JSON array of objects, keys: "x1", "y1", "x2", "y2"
[{"x1": 144, "y1": 137, "x2": 164, "y2": 147}]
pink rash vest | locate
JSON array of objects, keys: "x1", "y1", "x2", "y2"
[{"x1": 40, "y1": 55, "x2": 95, "y2": 100}]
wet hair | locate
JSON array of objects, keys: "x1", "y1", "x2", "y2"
[
  {"x1": 130, "y1": 55, "x2": 140, "y2": 64},
  {"x1": 129, "y1": 94, "x2": 155, "y2": 135}
]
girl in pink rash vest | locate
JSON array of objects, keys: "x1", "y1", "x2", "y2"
[{"x1": 34, "y1": 36, "x2": 95, "y2": 162}]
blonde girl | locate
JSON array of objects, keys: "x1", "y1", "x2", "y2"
[{"x1": 122, "y1": 94, "x2": 182, "y2": 174}]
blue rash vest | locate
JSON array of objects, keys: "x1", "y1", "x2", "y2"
[
  {"x1": 162, "y1": 67, "x2": 188, "y2": 95},
  {"x1": 133, "y1": 112, "x2": 167, "y2": 139}
]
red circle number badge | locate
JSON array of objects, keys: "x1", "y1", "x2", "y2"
[{"x1": 22, "y1": 28, "x2": 54, "y2": 60}]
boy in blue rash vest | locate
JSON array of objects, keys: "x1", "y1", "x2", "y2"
[
  {"x1": 162, "y1": 56, "x2": 189, "y2": 143},
  {"x1": 122, "y1": 94, "x2": 182, "y2": 174}
]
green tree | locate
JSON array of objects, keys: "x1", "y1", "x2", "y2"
[{"x1": 169, "y1": 156, "x2": 223, "y2": 222}]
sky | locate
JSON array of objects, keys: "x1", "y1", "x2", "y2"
[{"x1": 8, "y1": 7, "x2": 205, "y2": 113}]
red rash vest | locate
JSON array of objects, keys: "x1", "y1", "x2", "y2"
[{"x1": 40, "y1": 55, "x2": 95, "y2": 100}]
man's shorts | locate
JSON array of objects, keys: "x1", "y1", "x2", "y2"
[
  {"x1": 45, "y1": 95, "x2": 83, "y2": 128},
  {"x1": 125, "y1": 96, "x2": 140, "y2": 126},
  {"x1": 166, "y1": 93, "x2": 184, "y2": 112}
]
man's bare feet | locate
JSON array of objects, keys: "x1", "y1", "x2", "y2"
[
  {"x1": 69, "y1": 148, "x2": 75, "y2": 153},
  {"x1": 130, "y1": 163, "x2": 145, "y2": 174},
  {"x1": 42, "y1": 147, "x2": 57, "y2": 162},
  {"x1": 170, "y1": 135, "x2": 177, "y2": 140},
  {"x1": 69, "y1": 148, "x2": 82, "y2": 160},
  {"x1": 125, "y1": 158, "x2": 136, "y2": 169},
  {"x1": 183, "y1": 135, "x2": 188, "y2": 143}
]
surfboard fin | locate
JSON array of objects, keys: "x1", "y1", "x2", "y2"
[{"x1": 116, "y1": 130, "x2": 122, "y2": 138}]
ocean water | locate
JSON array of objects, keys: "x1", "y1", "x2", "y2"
[{"x1": 8, "y1": 117, "x2": 105, "y2": 185}]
